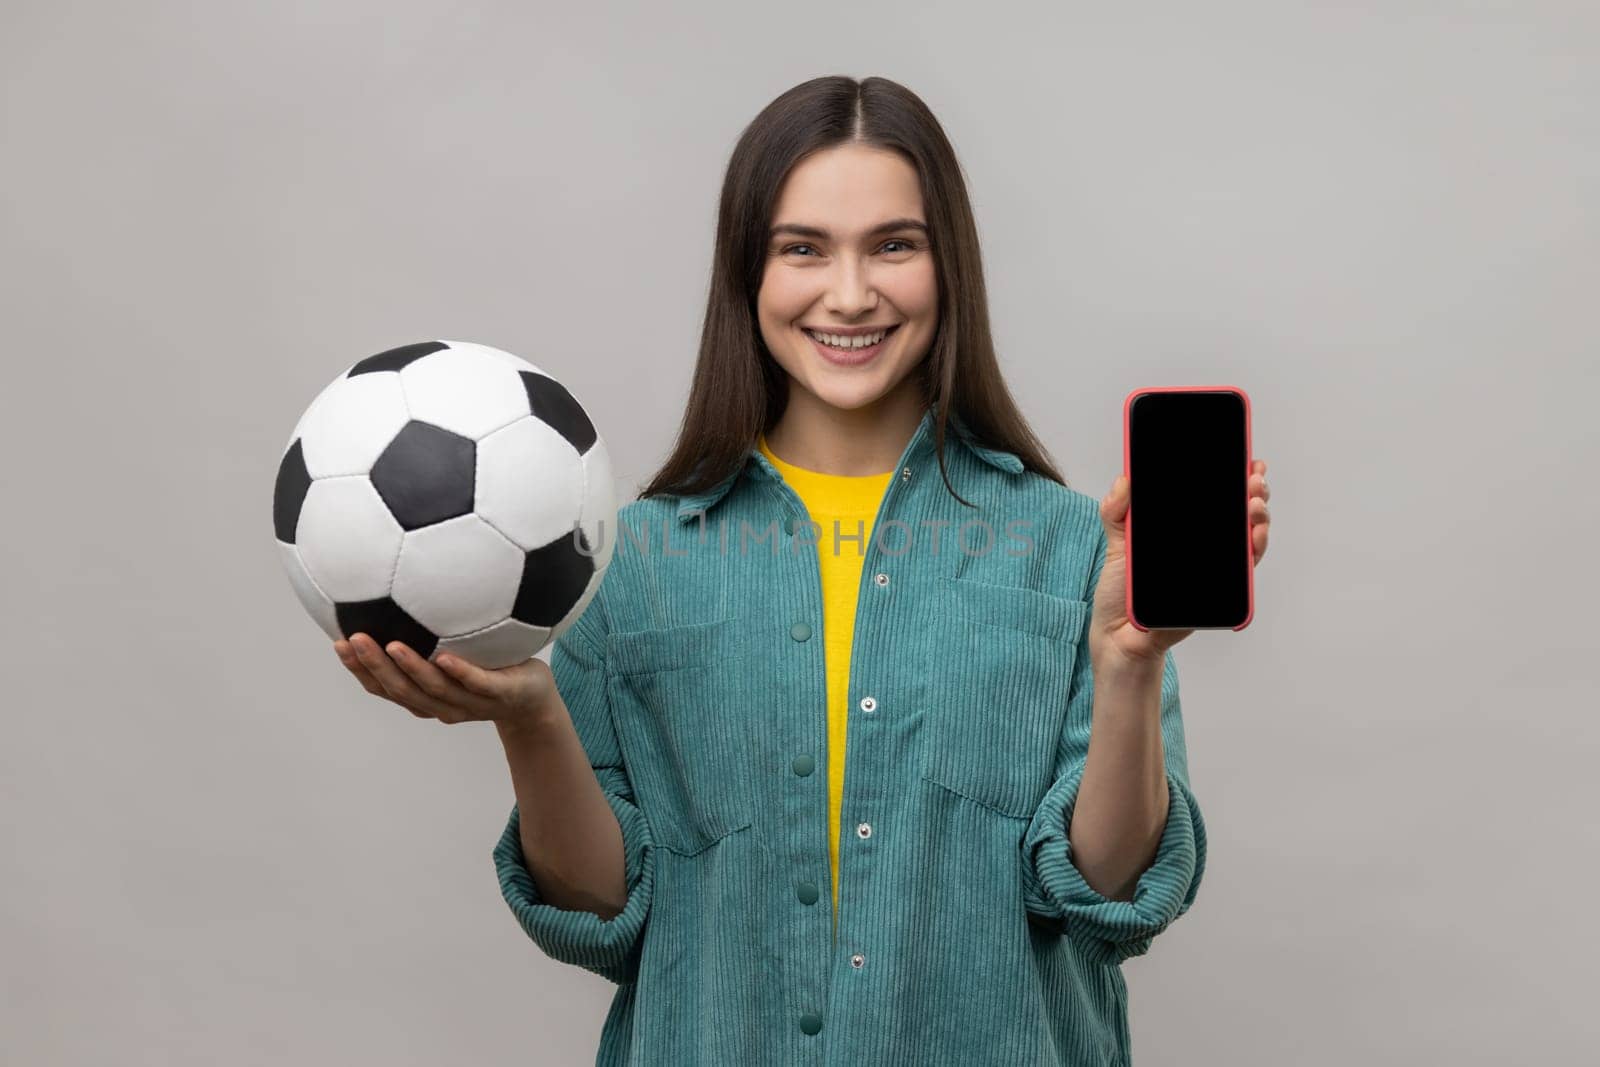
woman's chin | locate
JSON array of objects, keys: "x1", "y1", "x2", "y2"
[{"x1": 801, "y1": 375, "x2": 896, "y2": 413}]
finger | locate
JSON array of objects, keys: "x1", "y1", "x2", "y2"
[
  {"x1": 386, "y1": 643, "x2": 500, "y2": 723},
  {"x1": 355, "y1": 659, "x2": 428, "y2": 715},
  {"x1": 1102, "y1": 475, "x2": 1129, "y2": 515},
  {"x1": 1249, "y1": 473, "x2": 1270, "y2": 502},
  {"x1": 351, "y1": 634, "x2": 449, "y2": 718},
  {"x1": 435, "y1": 653, "x2": 513, "y2": 705},
  {"x1": 334, "y1": 640, "x2": 391, "y2": 698},
  {"x1": 344, "y1": 636, "x2": 429, "y2": 715},
  {"x1": 1253, "y1": 519, "x2": 1268, "y2": 563},
  {"x1": 1249, "y1": 497, "x2": 1269, "y2": 523}
]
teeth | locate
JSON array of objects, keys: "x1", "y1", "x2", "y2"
[{"x1": 806, "y1": 327, "x2": 890, "y2": 349}]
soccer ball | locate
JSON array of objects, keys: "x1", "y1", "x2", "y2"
[{"x1": 272, "y1": 340, "x2": 615, "y2": 669}]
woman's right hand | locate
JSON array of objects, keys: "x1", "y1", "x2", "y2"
[{"x1": 334, "y1": 632, "x2": 559, "y2": 730}]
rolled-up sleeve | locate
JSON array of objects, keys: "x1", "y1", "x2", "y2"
[
  {"x1": 1020, "y1": 529, "x2": 1207, "y2": 966},
  {"x1": 492, "y1": 601, "x2": 656, "y2": 985}
]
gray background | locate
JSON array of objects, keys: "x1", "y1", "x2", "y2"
[{"x1": 4, "y1": 1, "x2": 1596, "y2": 1063}]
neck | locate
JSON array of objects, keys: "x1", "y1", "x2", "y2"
[{"x1": 764, "y1": 380, "x2": 926, "y2": 476}]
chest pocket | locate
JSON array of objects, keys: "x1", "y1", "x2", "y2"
[
  {"x1": 921, "y1": 576, "x2": 1090, "y2": 817},
  {"x1": 606, "y1": 617, "x2": 755, "y2": 855}
]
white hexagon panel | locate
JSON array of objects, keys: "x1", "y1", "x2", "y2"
[
  {"x1": 272, "y1": 340, "x2": 618, "y2": 669},
  {"x1": 391, "y1": 514, "x2": 524, "y2": 638}
]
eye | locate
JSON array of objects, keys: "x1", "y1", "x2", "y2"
[{"x1": 779, "y1": 238, "x2": 919, "y2": 257}]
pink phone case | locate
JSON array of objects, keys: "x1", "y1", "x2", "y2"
[{"x1": 1122, "y1": 385, "x2": 1254, "y2": 633}]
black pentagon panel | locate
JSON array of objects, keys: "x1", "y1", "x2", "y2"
[
  {"x1": 511, "y1": 527, "x2": 595, "y2": 626},
  {"x1": 520, "y1": 371, "x2": 597, "y2": 454},
  {"x1": 348, "y1": 341, "x2": 449, "y2": 377},
  {"x1": 370, "y1": 421, "x2": 476, "y2": 530},
  {"x1": 335, "y1": 598, "x2": 439, "y2": 660},
  {"x1": 273, "y1": 438, "x2": 313, "y2": 544}
]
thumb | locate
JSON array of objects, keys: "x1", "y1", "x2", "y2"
[{"x1": 1101, "y1": 475, "x2": 1129, "y2": 556}]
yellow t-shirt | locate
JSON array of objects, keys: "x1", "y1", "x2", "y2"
[{"x1": 757, "y1": 434, "x2": 895, "y2": 927}]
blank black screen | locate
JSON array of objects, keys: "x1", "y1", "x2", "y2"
[{"x1": 1127, "y1": 390, "x2": 1251, "y2": 629}]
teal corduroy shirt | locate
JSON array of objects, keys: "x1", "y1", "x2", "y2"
[{"x1": 493, "y1": 406, "x2": 1206, "y2": 1066}]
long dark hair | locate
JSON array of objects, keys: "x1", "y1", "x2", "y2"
[{"x1": 637, "y1": 75, "x2": 1069, "y2": 508}]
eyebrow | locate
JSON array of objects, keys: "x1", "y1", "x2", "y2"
[{"x1": 769, "y1": 217, "x2": 928, "y2": 240}]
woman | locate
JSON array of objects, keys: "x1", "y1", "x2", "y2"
[{"x1": 335, "y1": 75, "x2": 1271, "y2": 1066}]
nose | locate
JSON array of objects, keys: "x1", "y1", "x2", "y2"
[{"x1": 822, "y1": 256, "x2": 879, "y2": 316}]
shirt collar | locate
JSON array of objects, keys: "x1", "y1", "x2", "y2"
[{"x1": 674, "y1": 407, "x2": 1024, "y2": 524}]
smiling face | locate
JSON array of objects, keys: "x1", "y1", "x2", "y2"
[{"x1": 756, "y1": 143, "x2": 938, "y2": 416}]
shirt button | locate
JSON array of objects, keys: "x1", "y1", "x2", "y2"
[
  {"x1": 791, "y1": 754, "x2": 815, "y2": 777},
  {"x1": 856, "y1": 822, "x2": 872, "y2": 840},
  {"x1": 790, "y1": 622, "x2": 812, "y2": 642},
  {"x1": 796, "y1": 881, "x2": 820, "y2": 905},
  {"x1": 859, "y1": 696, "x2": 877, "y2": 713},
  {"x1": 873, "y1": 572, "x2": 889, "y2": 587},
  {"x1": 851, "y1": 952, "x2": 866, "y2": 969},
  {"x1": 901, "y1": 466, "x2": 912, "y2": 480},
  {"x1": 799, "y1": 1011, "x2": 823, "y2": 1036}
]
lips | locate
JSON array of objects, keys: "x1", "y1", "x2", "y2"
[
  {"x1": 804, "y1": 323, "x2": 901, "y2": 366},
  {"x1": 804, "y1": 323, "x2": 899, "y2": 338}
]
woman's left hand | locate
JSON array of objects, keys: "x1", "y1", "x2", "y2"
[{"x1": 1088, "y1": 459, "x2": 1271, "y2": 672}]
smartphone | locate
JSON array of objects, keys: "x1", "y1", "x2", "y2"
[{"x1": 1122, "y1": 386, "x2": 1254, "y2": 631}]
